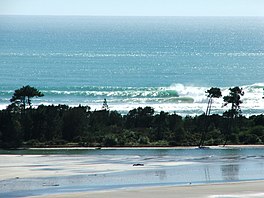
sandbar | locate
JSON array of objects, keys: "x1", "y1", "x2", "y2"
[{"x1": 30, "y1": 180, "x2": 264, "y2": 198}]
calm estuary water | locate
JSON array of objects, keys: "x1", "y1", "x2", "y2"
[{"x1": 1, "y1": 148, "x2": 264, "y2": 197}]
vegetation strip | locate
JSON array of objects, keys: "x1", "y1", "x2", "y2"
[{"x1": 1, "y1": 86, "x2": 263, "y2": 148}]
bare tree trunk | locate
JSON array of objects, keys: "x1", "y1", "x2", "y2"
[{"x1": 199, "y1": 98, "x2": 212, "y2": 148}]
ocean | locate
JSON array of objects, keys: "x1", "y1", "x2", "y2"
[{"x1": 0, "y1": 16, "x2": 264, "y2": 116}]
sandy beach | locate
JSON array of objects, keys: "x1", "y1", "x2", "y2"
[
  {"x1": 31, "y1": 181, "x2": 264, "y2": 198},
  {"x1": 1, "y1": 146, "x2": 264, "y2": 197}
]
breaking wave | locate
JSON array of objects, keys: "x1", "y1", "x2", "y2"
[{"x1": 1, "y1": 83, "x2": 264, "y2": 116}]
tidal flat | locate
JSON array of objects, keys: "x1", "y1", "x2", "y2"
[{"x1": 1, "y1": 147, "x2": 264, "y2": 197}]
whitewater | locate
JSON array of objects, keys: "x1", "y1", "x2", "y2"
[{"x1": 0, "y1": 16, "x2": 264, "y2": 116}]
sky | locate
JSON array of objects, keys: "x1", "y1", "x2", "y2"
[{"x1": 0, "y1": 0, "x2": 263, "y2": 16}]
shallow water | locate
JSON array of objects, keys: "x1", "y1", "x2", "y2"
[{"x1": 1, "y1": 148, "x2": 264, "y2": 197}]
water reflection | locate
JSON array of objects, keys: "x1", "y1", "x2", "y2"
[
  {"x1": 143, "y1": 169, "x2": 167, "y2": 181},
  {"x1": 204, "y1": 166, "x2": 211, "y2": 181},
  {"x1": 155, "y1": 170, "x2": 167, "y2": 180},
  {"x1": 221, "y1": 164, "x2": 239, "y2": 181}
]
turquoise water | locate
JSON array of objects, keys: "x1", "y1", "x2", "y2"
[
  {"x1": 1, "y1": 148, "x2": 264, "y2": 197},
  {"x1": 0, "y1": 16, "x2": 264, "y2": 115}
]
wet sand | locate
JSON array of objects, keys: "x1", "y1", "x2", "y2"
[
  {"x1": 1, "y1": 146, "x2": 264, "y2": 197},
  {"x1": 31, "y1": 181, "x2": 264, "y2": 198}
]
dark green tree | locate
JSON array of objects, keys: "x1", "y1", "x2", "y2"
[
  {"x1": 223, "y1": 86, "x2": 244, "y2": 117},
  {"x1": 222, "y1": 86, "x2": 244, "y2": 145},
  {"x1": 152, "y1": 111, "x2": 169, "y2": 141},
  {"x1": 199, "y1": 87, "x2": 222, "y2": 147},
  {"x1": 125, "y1": 107, "x2": 154, "y2": 128},
  {"x1": 0, "y1": 110, "x2": 22, "y2": 148},
  {"x1": 62, "y1": 105, "x2": 90, "y2": 141},
  {"x1": 205, "y1": 87, "x2": 222, "y2": 116},
  {"x1": 10, "y1": 85, "x2": 44, "y2": 111}
]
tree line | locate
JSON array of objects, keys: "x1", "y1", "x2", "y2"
[{"x1": 0, "y1": 85, "x2": 263, "y2": 148}]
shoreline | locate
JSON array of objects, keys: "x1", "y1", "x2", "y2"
[
  {"x1": 2, "y1": 144, "x2": 264, "y2": 153},
  {"x1": 17, "y1": 144, "x2": 264, "y2": 150},
  {"x1": 1, "y1": 147, "x2": 264, "y2": 197},
  {"x1": 30, "y1": 180, "x2": 264, "y2": 198}
]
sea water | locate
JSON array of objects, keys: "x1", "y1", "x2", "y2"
[
  {"x1": 1, "y1": 147, "x2": 264, "y2": 197},
  {"x1": 0, "y1": 16, "x2": 264, "y2": 116}
]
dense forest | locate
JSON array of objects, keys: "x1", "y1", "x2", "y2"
[{"x1": 0, "y1": 86, "x2": 264, "y2": 148}]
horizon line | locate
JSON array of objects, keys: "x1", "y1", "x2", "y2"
[{"x1": 0, "y1": 14, "x2": 263, "y2": 17}]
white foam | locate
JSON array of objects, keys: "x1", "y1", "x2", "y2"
[{"x1": 2, "y1": 83, "x2": 264, "y2": 116}]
